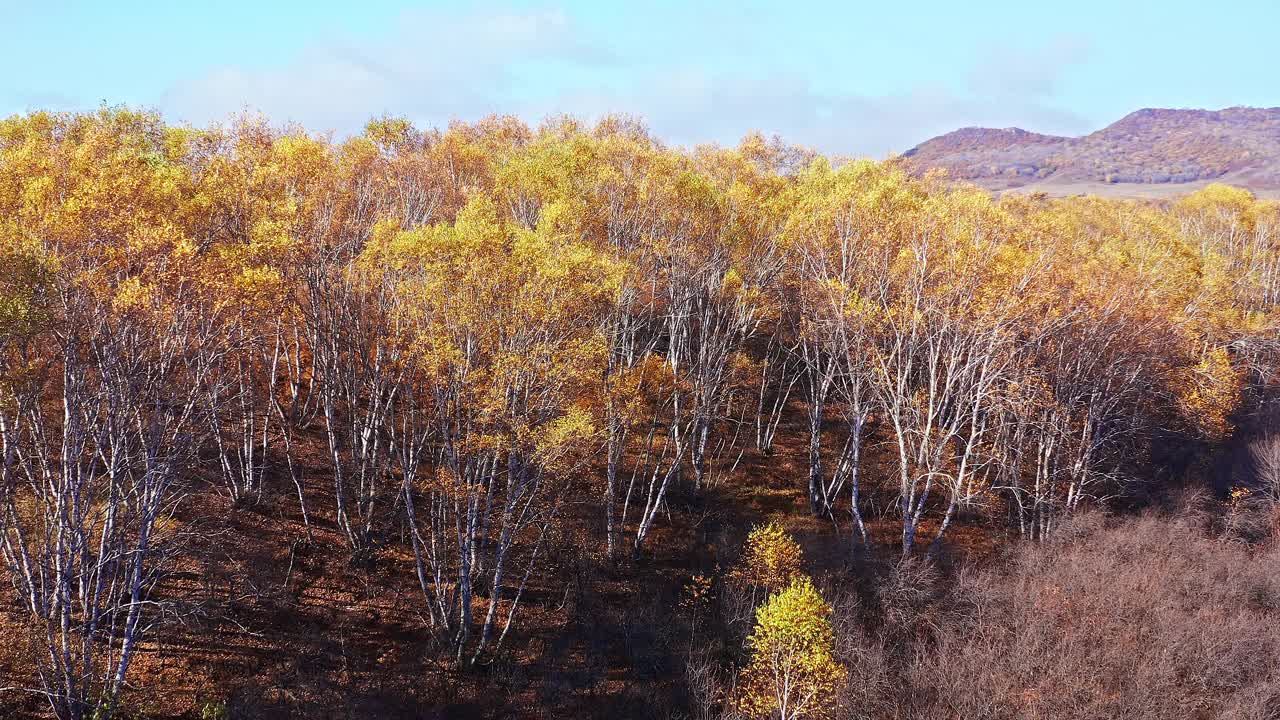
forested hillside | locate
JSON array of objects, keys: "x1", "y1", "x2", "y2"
[
  {"x1": 1, "y1": 108, "x2": 1278, "y2": 720},
  {"x1": 902, "y1": 106, "x2": 1280, "y2": 195}
]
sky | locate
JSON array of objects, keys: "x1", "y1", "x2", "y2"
[{"x1": 2, "y1": 0, "x2": 1278, "y2": 157}]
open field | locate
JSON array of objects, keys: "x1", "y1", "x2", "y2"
[{"x1": 996, "y1": 177, "x2": 1280, "y2": 200}]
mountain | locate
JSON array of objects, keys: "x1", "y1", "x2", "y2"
[{"x1": 901, "y1": 107, "x2": 1280, "y2": 198}]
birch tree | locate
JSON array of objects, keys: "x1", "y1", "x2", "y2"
[{"x1": 375, "y1": 194, "x2": 618, "y2": 664}]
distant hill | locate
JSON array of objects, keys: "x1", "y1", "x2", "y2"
[{"x1": 901, "y1": 107, "x2": 1280, "y2": 198}]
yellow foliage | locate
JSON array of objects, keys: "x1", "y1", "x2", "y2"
[
  {"x1": 680, "y1": 573, "x2": 715, "y2": 612},
  {"x1": 734, "y1": 522, "x2": 805, "y2": 592},
  {"x1": 112, "y1": 275, "x2": 151, "y2": 313},
  {"x1": 372, "y1": 190, "x2": 620, "y2": 475},
  {"x1": 736, "y1": 577, "x2": 846, "y2": 720},
  {"x1": 1176, "y1": 345, "x2": 1243, "y2": 440}
]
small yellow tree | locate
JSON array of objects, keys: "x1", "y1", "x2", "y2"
[
  {"x1": 734, "y1": 522, "x2": 805, "y2": 592},
  {"x1": 737, "y1": 577, "x2": 846, "y2": 720}
]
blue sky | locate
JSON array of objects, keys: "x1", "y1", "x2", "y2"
[{"x1": 2, "y1": 0, "x2": 1277, "y2": 156}]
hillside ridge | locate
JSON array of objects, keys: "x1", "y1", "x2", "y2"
[{"x1": 902, "y1": 106, "x2": 1280, "y2": 196}]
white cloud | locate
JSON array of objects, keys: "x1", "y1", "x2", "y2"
[
  {"x1": 544, "y1": 68, "x2": 1092, "y2": 158},
  {"x1": 161, "y1": 5, "x2": 608, "y2": 134},
  {"x1": 159, "y1": 6, "x2": 1095, "y2": 157}
]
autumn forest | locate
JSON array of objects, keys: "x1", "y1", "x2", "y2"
[{"x1": 1, "y1": 108, "x2": 1279, "y2": 719}]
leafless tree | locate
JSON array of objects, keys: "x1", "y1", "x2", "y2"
[{"x1": 0, "y1": 259, "x2": 219, "y2": 719}]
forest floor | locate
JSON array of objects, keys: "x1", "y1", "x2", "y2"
[{"x1": 0, "y1": 403, "x2": 1009, "y2": 720}]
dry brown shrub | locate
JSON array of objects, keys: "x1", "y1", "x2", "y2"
[{"x1": 835, "y1": 510, "x2": 1280, "y2": 720}]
